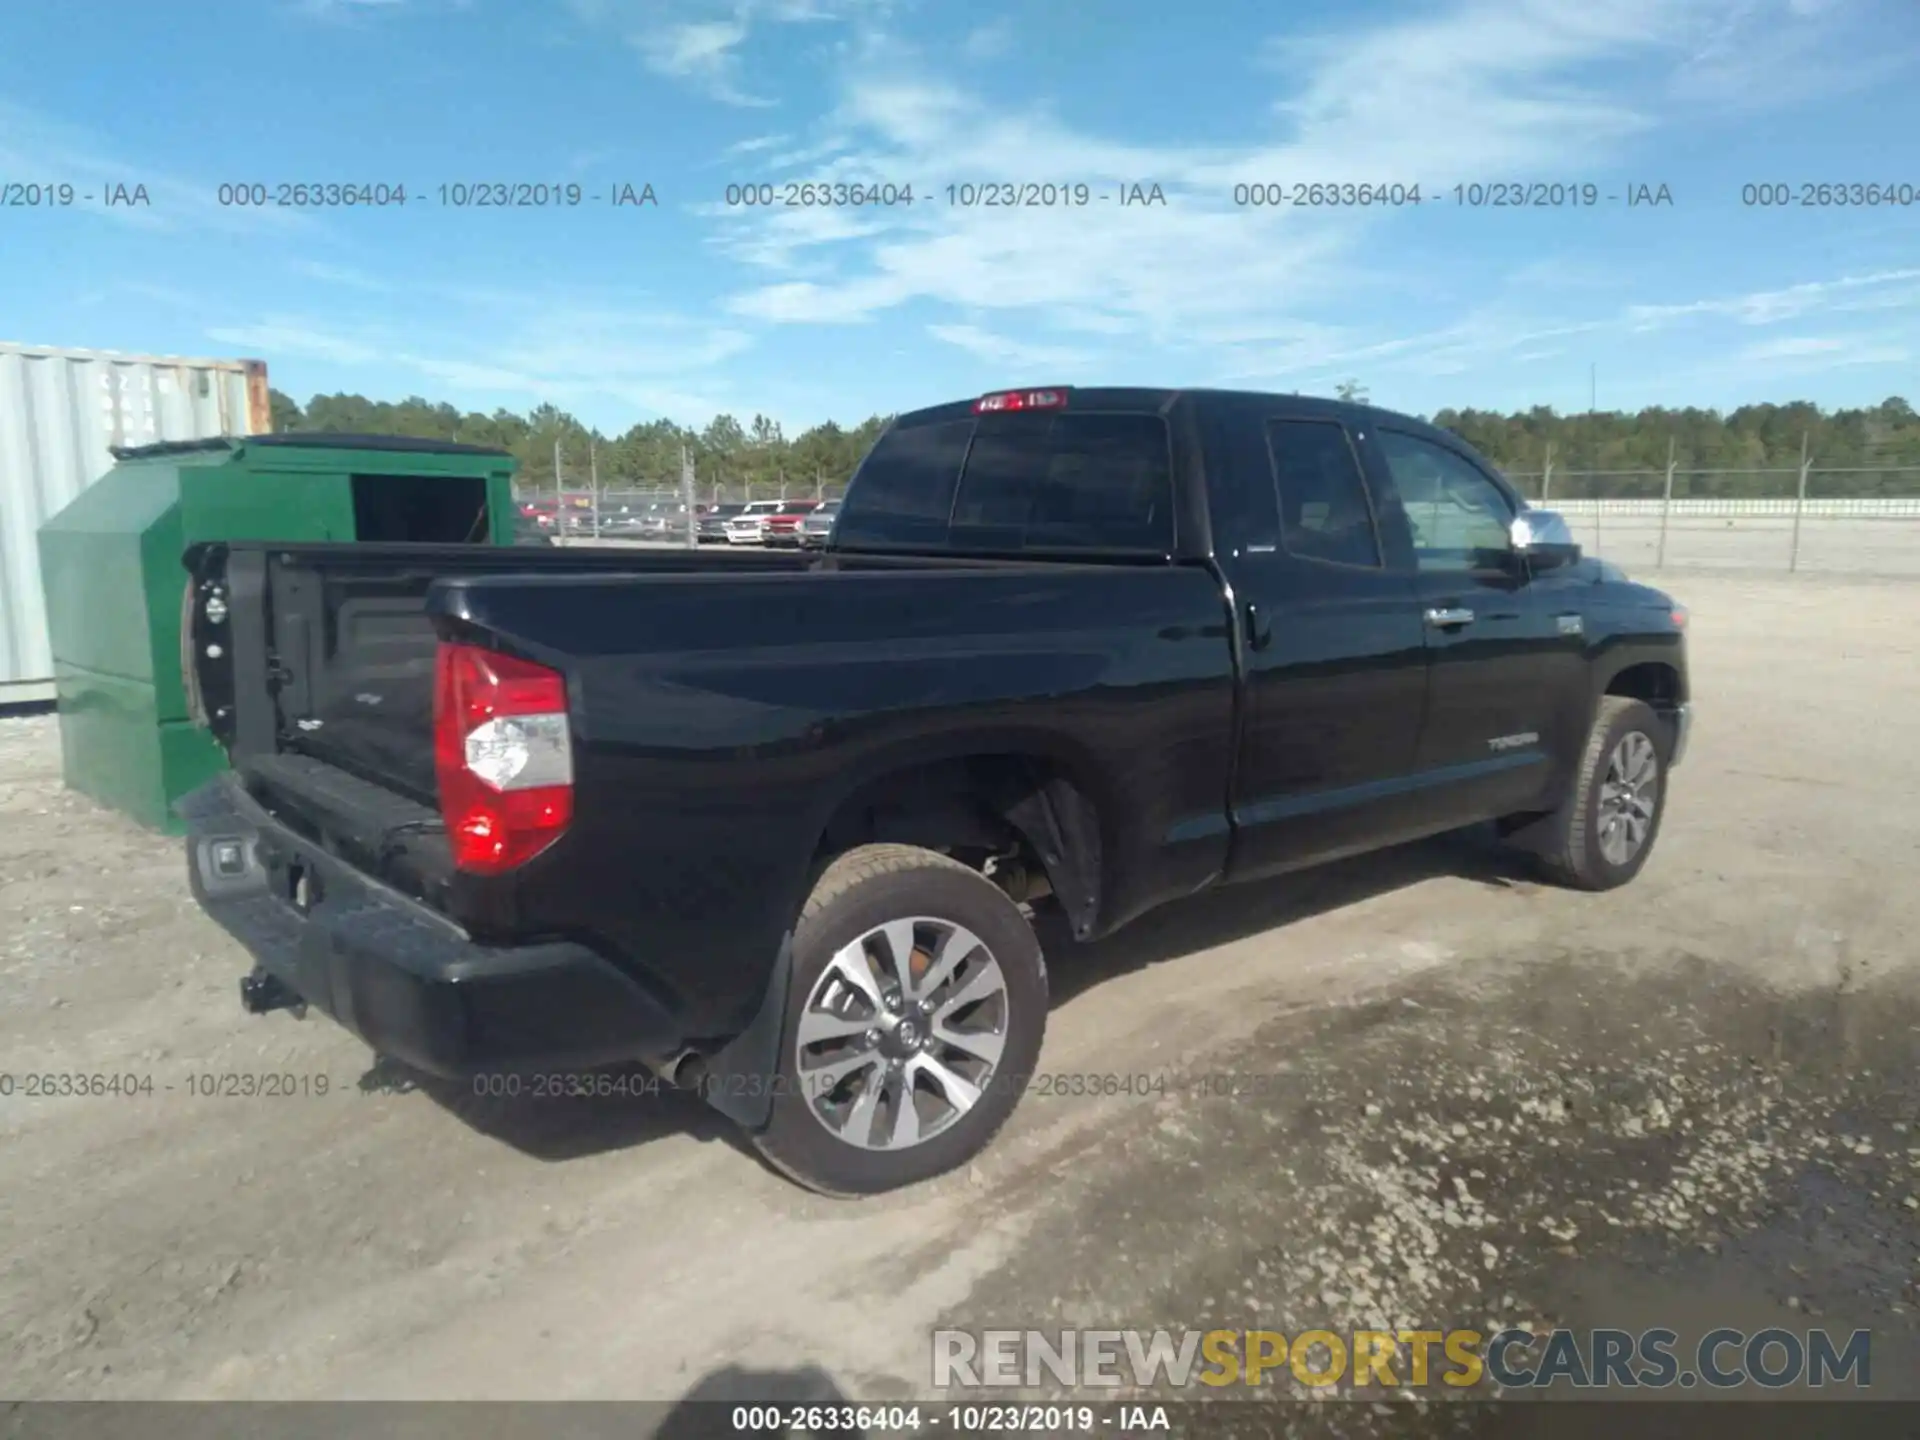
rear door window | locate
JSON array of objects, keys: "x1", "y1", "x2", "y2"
[{"x1": 1264, "y1": 419, "x2": 1382, "y2": 568}]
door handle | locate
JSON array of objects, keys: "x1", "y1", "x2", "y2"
[
  {"x1": 1424, "y1": 606, "x2": 1475, "y2": 628},
  {"x1": 1245, "y1": 601, "x2": 1273, "y2": 651}
]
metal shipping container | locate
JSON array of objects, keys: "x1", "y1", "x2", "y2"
[{"x1": 0, "y1": 342, "x2": 270, "y2": 701}]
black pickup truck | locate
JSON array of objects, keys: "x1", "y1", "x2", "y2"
[{"x1": 178, "y1": 387, "x2": 1691, "y2": 1194}]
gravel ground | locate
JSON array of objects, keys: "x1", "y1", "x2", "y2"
[{"x1": 1, "y1": 573, "x2": 1916, "y2": 1426}]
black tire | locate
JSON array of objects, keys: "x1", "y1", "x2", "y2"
[
  {"x1": 751, "y1": 844, "x2": 1047, "y2": 1197},
  {"x1": 1525, "y1": 696, "x2": 1671, "y2": 891}
]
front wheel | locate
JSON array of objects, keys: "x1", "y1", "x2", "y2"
[
  {"x1": 751, "y1": 844, "x2": 1048, "y2": 1196},
  {"x1": 1522, "y1": 696, "x2": 1671, "y2": 891}
]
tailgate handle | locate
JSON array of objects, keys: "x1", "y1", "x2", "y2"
[{"x1": 1424, "y1": 606, "x2": 1475, "y2": 629}]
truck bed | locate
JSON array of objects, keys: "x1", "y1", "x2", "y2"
[
  {"x1": 194, "y1": 542, "x2": 810, "y2": 803},
  {"x1": 185, "y1": 539, "x2": 1242, "y2": 1008}
]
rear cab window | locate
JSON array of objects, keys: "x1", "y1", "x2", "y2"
[{"x1": 834, "y1": 401, "x2": 1175, "y2": 555}]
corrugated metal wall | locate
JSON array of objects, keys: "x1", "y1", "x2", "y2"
[{"x1": 0, "y1": 343, "x2": 270, "y2": 698}]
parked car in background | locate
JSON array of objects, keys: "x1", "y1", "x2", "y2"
[
  {"x1": 762, "y1": 500, "x2": 821, "y2": 547},
  {"x1": 697, "y1": 503, "x2": 746, "y2": 543},
  {"x1": 642, "y1": 504, "x2": 692, "y2": 541},
  {"x1": 511, "y1": 510, "x2": 554, "y2": 545},
  {"x1": 725, "y1": 499, "x2": 786, "y2": 545},
  {"x1": 599, "y1": 506, "x2": 645, "y2": 535},
  {"x1": 519, "y1": 501, "x2": 557, "y2": 531},
  {"x1": 798, "y1": 498, "x2": 841, "y2": 549}
]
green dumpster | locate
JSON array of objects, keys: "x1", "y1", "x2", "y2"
[{"x1": 36, "y1": 433, "x2": 519, "y2": 833}]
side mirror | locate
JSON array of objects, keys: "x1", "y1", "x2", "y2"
[{"x1": 1510, "y1": 509, "x2": 1581, "y2": 570}]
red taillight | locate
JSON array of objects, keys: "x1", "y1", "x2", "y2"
[
  {"x1": 974, "y1": 387, "x2": 1069, "y2": 413},
  {"x1": 432, "y1": 641, "x2": 574, "y2": 875}
]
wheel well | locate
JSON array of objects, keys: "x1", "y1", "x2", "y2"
[
  {"x1": 1604, "y1": 661, "x2": 1679, "y2": 709},
  {"x1": 809, "y1": 754, "x2": 1104, "y2": 937}
]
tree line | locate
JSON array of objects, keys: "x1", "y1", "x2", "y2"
[
  {"x1": 269, "y1": 389, "x2": 1920, "y2": 499},
  {"x1": 270, "y1": 390, "x2": 888, "y2": 497},
  {"x1": 1435, "y1": 397, "x2": 1920, "y2": 498}
]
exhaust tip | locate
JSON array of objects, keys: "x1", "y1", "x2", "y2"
[
  {"x1": 643, "y1": 1050, "x2": 709, "y2": 1092},
  {"x1": 669, "y1": 1052, "x2": 709, "y2": 1092}
]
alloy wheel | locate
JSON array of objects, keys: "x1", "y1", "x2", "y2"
[
  {"x1": 1597, "y1": 730, "x2": 1660, "y2": 866},
  {"x1": 794, "y1": 917, "x2": 1009, "y2": 1151}
]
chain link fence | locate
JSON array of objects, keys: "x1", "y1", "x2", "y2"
[
  {"x1": 510, "y1": 440, "x2": 1920, "y2": 574},
  {"x1": 511, "y1": 453, "x2": 851, "y2": 543},
  {"x1": 1502, "y1": 464, "x2": 1920, "y2": 575}
]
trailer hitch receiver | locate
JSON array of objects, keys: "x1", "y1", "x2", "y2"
[{"x1": 240, "y1": 965, "x2": 307, "y2": 1018}]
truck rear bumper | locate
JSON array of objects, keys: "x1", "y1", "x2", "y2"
[{"x1": 176, "y1": 775, "x2": 687, "y2": 1079}]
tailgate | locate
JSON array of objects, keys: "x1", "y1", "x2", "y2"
[
  {"x1": 188, "y1": 543, "x2": 532, "y2": 806},
  {"x1": 263, "y1": 552, "x2": 445, "y2": 802},
  {"x1": 182, "y1": 543, "x2": 456, "y2": 906}
]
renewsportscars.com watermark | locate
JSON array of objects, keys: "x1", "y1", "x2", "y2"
[{"x1": 933, "y1": 1327, "x2": 1873, "y2": 1391}]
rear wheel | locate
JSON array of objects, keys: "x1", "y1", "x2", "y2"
[{"x1": 751, "y1": 844, "x2": 1047, "y2": 1196}]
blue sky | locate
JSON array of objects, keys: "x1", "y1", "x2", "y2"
[{"x1": 1, "y1": 0, "x2": 1916, "y2": 434}]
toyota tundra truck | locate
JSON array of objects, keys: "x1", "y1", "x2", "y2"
[{"x1": 176, "y1": 387, "x2": 1692, "y2": 1195}]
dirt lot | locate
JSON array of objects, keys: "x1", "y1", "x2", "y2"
[{"x1": 2, "y1": 572, "x2": 1917, "y2": 1416}]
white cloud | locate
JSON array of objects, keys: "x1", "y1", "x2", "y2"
[
  {"x1": 205, "y1": 280, "x2": 758, "y2": 423},
  {"x1": 630, "y1": 0, "x2": 1920, "y2": 414},
  {"x1": 291, "y1": 0, "x2": 407, "y2": 19},
  {"x1": 1206, "y1": 271, "x2": 1920, "y2": 391},
  {"x1": 1669, "y1": 0, "x2": 1913, "y2": 109},
  {"x1": 1828, "y1": 277, "x2": 1920, "y2": 317},
  {"x1": 1743, "y1": 336, "x2": 1845, "y2": 358},
  {"x1": 565, "y1": 148, "x2": 615, "y2": 173},
  {"x1": 289, "y1": 260, "x2": 393, "y2": 291},
  {"x1": 1739, "y1": 335, "x2": 1909, "y2": 367},
  {"x1": 960, "y1": 19, "x2": 1013, "y2": 59},
  {"x1": 82, "y1": 0, "x2": 1911, "y2": 425},
  {"x1": 581, "y1": 0, "x2": 891, "y2": 106},
  {"x1": 1623, "y1": 270, "x2": 1920, "y2": 329},
  {"x1": 640, "y1": 18, "x2": 760, "y2": 102},
  {"x1": 721, "y1": 133, "x2": 791, "y2": 156},
  {"x1": 709, "y1": 0, "x2": 1892, "y2": 372},
  {"x1": 703, "y1": 202, "x2": 899, "y2": 274},
  {"x1": 0, "y1": 101, "x2": 316, "y2": 239},
  {"x1": 1253, "y1": 0, "x2": 1680, "y2": 178},
  {"x1": 926, "y1": 323, "x2": 1096, "y2": 371},
  {"x1": 205, "y1": 320, "x2": 385, "y2": 366}
]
